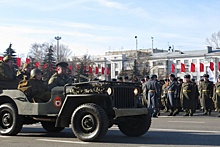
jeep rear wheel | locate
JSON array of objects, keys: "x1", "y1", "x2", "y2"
[
  {"x1": 0, "y1": 103, "x2": 23, "y2": 135},
  {"x1": 118, "y1": 114, "x2": 151, "y2": 137},
  {"x1": 71, "y1": 103, "x2": 109, "y2": 142},
  {"x1": 41, "y1": 122, "x2": 65, "y2": 132}
]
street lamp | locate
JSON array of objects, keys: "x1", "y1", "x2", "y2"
[
  {"x1": 151, "y1": 37, "x2": 154, "y2": 50},
  {"x1": 55, "y1": 36, "x2": 61, "y2": 62},
  {"x1": 135, "y1": 36, "x2": 138, "y2": 59}
]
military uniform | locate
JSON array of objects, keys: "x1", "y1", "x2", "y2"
[
  {"x1": 167, "y1": 75, "x2": 178, "y2": 116},
  {"x1": 18, "y1": 77, "x2": 50, "y2": 103},
  {"x1": 48, "y1": 73, "x2": 70, "y2": 91},
  {"x1": 145, "y1": 75, "x2": 160, "y2": 117},
  {"x1": 213, "y1": 78, "x2": 220, "y2": 116},
  {"x1": 16, "y1": 63, "x2": 31, "y2": 80},
  {"x1": 199, "y1": 74, "x2": 214, "y2": 115},
  {"x1": 180, "y1": 75, "x2": 195, "y2": 116}
]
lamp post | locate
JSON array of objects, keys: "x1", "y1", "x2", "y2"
[
  {"x1": 135, "y1": 36, "x2": 138, "y2": 59},
  {"x1": 151, "y1": 37, "x2": 154, "y2": 50},
  {"x1": 54, "y1": 36, "x2": 61, "y2": 62}
]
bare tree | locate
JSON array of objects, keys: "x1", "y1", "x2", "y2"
[
  {"x1": 54, "y1": 44, "x2": 72, "y2": 62},
  {"x1": 206, "y1": 31, "x2": 220, "y2": 49},
  {"x1": 28, "y1": 42, "x2": 50, "y2": 62}
]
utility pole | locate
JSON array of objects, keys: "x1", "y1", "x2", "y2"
[
  {"x1": 135, "y1": 36, "x2": 138, "y2": 59},
  {"x1": 54, "y1": 36, "x2": 61, "y2": 63},
  {"x1": 151, "y1": 37, "x2": 154, "y2": 50}
]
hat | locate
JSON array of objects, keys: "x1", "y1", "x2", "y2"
[
  {"x1": 169, "y1": 74, "x2": 175, "y2": 78},
  {"x1": 145, "y1": 75, "x2": 150, "y2": 79},
  {"x1": 56, "y1": 62, "x2": 68, "y2": 68},
  {"x1": 117, "y1": 76, "x2": 123, "y2": 80},
  {"x1": 23, "y1": 63, "x2": 31, "y2": 69},
  {"x1": 178, "y1": 78, "x2": 183, "y2": 82},
  {"x1": 191, "y1": 78, "x2": 195, "y2": 82},
  {"x1": 3, "y1": 55, "x2": 13, "y2": 62},
  {"x1": 150, "y1": 74, "x2": 157, "y2": 79},
  {"x1": 203, "y1": 74, "x2": 209, "y2": 78},
  {"x1": 124, "y1": 75, "x2": 129, "y2": 79},
  {"x1": 184, "y1": 74, "x2": 191, "y2": 79}
]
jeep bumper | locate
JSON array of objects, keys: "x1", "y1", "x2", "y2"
[{"x1": 113, "y1": 108, "x2": 149, "y2": 117}]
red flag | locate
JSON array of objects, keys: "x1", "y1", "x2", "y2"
[
  {"x1": 171, "y1": 64, "x2": 175, "y2": 73},
  {"x1": 69, "y1": 65, "x2": 72, "y2": 71},
  {"x1": 210, "y1": 62, "x2": 214, "y2": 71},
  {"x1": 190, "y1": 63, "x2": 195, "y2": 72},
  {"x1": 218, "y1": 62, "x2": 220, "y2": 71},
  {"x1": 95, "y1": 67, "x2": 99, "y2": 74},
  {"x1": 26, "y1": 58, "x2": 30, "y2": 64},
  {"x1": 200, "y1": 63, "x2": 204, "y2": 72},
  {"x1": 106, "y1": 67, "x2": 110, "y2": 75},
  {"x1": 101, "y1": 67, "x2": 105, "y2": 74},
  {"x1": 43, "y1": 63, "x2": 47, "y2": 69},
  {"x1": 0, "y1": 56, "x2": 3, "y2": 61},
  {"x1": 89, "y1": 66, "x2": 92, "y2": 74},
  {"x1": 16, "y1": 58, "x2": 21, "y2": 67},
  {"x1": 181, "y1": 63, "x2": 185, "y2": 72},
  {"x1": 35, "y1": 62, "x2": 39, "y2": 68}
]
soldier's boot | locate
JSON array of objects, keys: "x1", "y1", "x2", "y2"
[
  {"x1": 184, "y1": 109, "x2": 189, "y2": 116},
  {"x1": 172, "y1": 109, "x2": 179, "y2": 116},
  {"x1": 168, "y1": 109, "x2": 173, "y2": 116},
  {"x1": 203, "y1": 110, "x2": 208, "y2": 115},
  {"x1": 189, "y1": 109, "x2": 193, "y2": 117},
  {"x1": 208, "y1": 109, "x2": 212, "y2": 115}
]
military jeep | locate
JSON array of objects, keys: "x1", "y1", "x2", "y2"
[{"x1": 0, "y1": 81, "x2": 151, "y2": 142}]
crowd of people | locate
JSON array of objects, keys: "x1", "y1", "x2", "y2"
[
  {"x1": 141, "y1": 73, "x2": 220, "y2": 118},
  {"x1": 0, "y1": 55, "x2": 71, "y2": 102}
]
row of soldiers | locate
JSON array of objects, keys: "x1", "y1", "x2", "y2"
[
  {"x1": 142, "y1": 73, "x2": 220, "y2": 117},
  {"x1": 0, "y1": 55, "x2": 71, "y2": 102}
]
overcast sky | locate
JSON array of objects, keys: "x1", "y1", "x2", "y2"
[{"x1": 0, "y1": 0, "x2": 220, "y2": 57}]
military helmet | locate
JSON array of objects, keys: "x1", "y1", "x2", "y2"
[
  {"x1": 3, "y1": 55, "x2": 13, "y2": 62},
  {"x1": 169, "y1": 74, "x2": 175, "y2": 78},
  {"x1": 203, "y1": 74, "x2": 209, "y2": 78},
  {"x1": 30, "y1": 68, "x2": 42, "y2": 78}
]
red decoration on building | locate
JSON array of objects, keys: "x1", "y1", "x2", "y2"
[
  {"x1": 26, "y1": 58, "x2": 30, "y2": 64},
  {"x1": 171, "y1": 64, "x2": 175, "y2": 73},
  {"x1": 35, "y1": 62, "x2": 39, "y2": 68},
  {"x1": 101, "y1": 67, "x2": 105, "y2": 74},
  {"x1": 0, "y1": 56, "x2": 3, "y2": 61},
  {"x1": 16, "y1": 58, "x2": 21, "y2": 67},
  {"x1": 190, "y1": 63, "x2": 195, "y2": 72},
  {"x1": 89, "y1": 66, "x2": 92, "y2": 74},
  {"x1": 181, "y1": 63, "x2": 185, "y2": 72},
  {"x1": 210, "y1": 62, "x2": 214, "y2": 71},
  {"x1": 95, "y1": 67, "x2": 99, "y2": 74},
  {"x1": 200, "y1": 63, "x2": 204, "y2": 72},
  {"x1": 218, "y1": 62, "x2": 220, "y2": 71},
  {"x1": 106, "y1": 67, "x2": 110, "y2": 75}
]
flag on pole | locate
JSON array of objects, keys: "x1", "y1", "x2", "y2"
[
  {"x1": 171, "y1": 64, "x2": 175, "y2": 73},
  {"x1": 101, "y1": 67, "x2": 105, "y2": 74},
  {"x1": 210, "y1": 62, "x2": 214, "y2": 71},
  {"x1": 26, "y1": 58, "x2": 30, "y2": 64},
  {"x1": 89, "y1": 66, "x2": 93, "y2": 74},
  {"x1": 218, "y1": 62, "x2": 220, "y2": 71},
  {"x1": 35, "y1": 62, "x2": 39, "y2": 68},
  {"x1": 190, "y1": 63, "x2": 195, "y2": 72},
  {"x1": 16, "y1": 58, "x2": 21, "y2": 67},
  {"x1": 181, "y1": 63, "x2": 185, "y2": 72},
  {"x1": 106, "y1": 67, "x2": 110, "y2": 75},
  {"x1": 95, "y1": 67, "x2": 99, "y2": 74},
  {"x1": 200, "y1": 63, "x2": 204, "y2": 72},
  {"x1": 0, "y1": 56, "x2": 3, "y2": 61}
]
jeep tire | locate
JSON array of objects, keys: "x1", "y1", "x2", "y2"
[
  {"x1": 0, "y1": 103, "x2": 23, "y2": 135},
  {"x1": 41, "y1": 121, "x2": 65, "y2": 132},
  {"x1": 118, "y1": 114, "x2": 151, "y2": 137},
  {"x1": 71, "y1": 103, "x2": 109, "y2": 142}
]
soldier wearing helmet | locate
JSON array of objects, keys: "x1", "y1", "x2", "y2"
[
  {"x1": 0, "y1": 55, "x2": 16, "y2": 82},
  {"x1": 48, "y1": 62, "x2": 71, "y2": 91},
  {"x1": 16, "y1": 63, "x2": 32, "y2": 80},
  {"x1": 18, "y1": 68, "x2": 50, "y2": 103}
]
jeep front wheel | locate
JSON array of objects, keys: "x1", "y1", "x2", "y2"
[
  {"x1": 118, "y1": 114, "x2": 151, "y2": 137},
  {"x1": 71, "y1": 103, "x2": 109, "y2": 142},
  {"x1": 41, "y1": 122, "x2": 65, "y2": 132},
  {"x1": 0, "y1": 103, "x2": 23, "y2": 135}
]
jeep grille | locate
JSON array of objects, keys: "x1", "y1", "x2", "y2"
[{"x1": 112, "y1": 86, "x2": 135, "y2": 108}]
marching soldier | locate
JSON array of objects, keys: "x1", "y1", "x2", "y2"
[
  {"x1": 180, "y1": 75, "x2": 195, "y2": 116},
  {"x1": 161, "y1": 79, "x2": 169, "y2": 112},
  {"x1": 167, "y1": 74, "x2": 178, "y2": 116},
  {"x1": 199, "y1": 74, "x2": 214, "y2": 115},
  {"x1": 17, "y1": 63, "x2": 32, "y2": 80},
  {"x1": 213, "y1": 75, "x2": 220, "y2": 117},
  {"x1": 18, "y1": 68, "x2": 50, "y2": 103},
  {"x1": 145, "y1": 74, "x2": 160, "y2": 117},
  {"x1": 48, "y1": 62, "x2": 72, "y2": 91}
]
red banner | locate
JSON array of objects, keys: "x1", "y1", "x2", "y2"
[
  {"x1": 200, "y1": 63, "x2": 204, "y2": 72},
  {"x1": 16, "y1": 58, "x2": 21, "y2": 67},
  {"x1": 191, "y1": 63, "x2": 195, "y2": 72},
  {"x1": 89, "y1": 66, "x2": 92, "y2": 74},
  {"x1": 0, "y1": 56, "x2": 3, "y2": 61},
  {"x1": 43, "y1": 63, "x2": 47, "y2": 69},
  {"x1": 35, "y1": 62, "x2": 39, "y2": 68},
  {"x1": 95, "y1": 67, "x2": 99, "y2": 74},
  {"x1": 210, "y1": 62, "x2": 214, "y2": 71},
  {"x1": 26, "y1": 58, "x2": 30, "y2": 64},
  {"x1": 101, "y1": 67, "x2": 105, "y2": 74},
  {"x1": 218, "y1": 62, "x2": 220, "y2": 71},
  {"x1": 106, "y1": 67, "x2": 110, "y2": 75},
  {"x1": 171, "y1": 64, "x2": 175, "y2": 73},
  {"x1": 181, "y1": 63, "x2": 185, "y2": 72}
]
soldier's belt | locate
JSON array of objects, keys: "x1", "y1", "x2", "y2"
[
  {"x1": 149, "y1": 90, "x2": 156, "y2": 92},
  {"x1": 168, "y1": 90, "x2": 174, "y2": 93},
  {"x1": 183, "y1": 90, "x2": 191, "y2": 92}
]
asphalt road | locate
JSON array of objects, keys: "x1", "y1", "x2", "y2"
[{"x1": 1, "y1": 111, "x2": 220, "y2": 147}]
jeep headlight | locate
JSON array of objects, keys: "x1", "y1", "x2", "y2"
[
  {"x1": 107, "y1": 87, "x2": 113, "y2": 95},
  {"x1": 134, "y1": 88, "x2": 138, "y2": 95}
]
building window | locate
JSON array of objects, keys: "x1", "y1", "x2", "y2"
[
  {"x1": 192, "y1": 59, "x2": 197, "y2": 64},
  {"x1": 115, "y1": 63, "x2": 118, "y2": 68},
  {"x1": 158, "y1": 68, "x2": 164, "y2": 75},
  {"x1": 176, "y1": 68, "x2": 180, "y2": 73},
  {"x1": 153, "y1": 62, "x2": 156, "y2": 66},
  {"x1": 185, "y1": 68, "x2": 189, "y2": 72},
  {"x1": 115, "y1": 71, "x2": 118, "y2": 76},
  {"x1": 184, "y1": 60, "x2": 189, "y2": 65},
  {"x1": 98, "y1": 64, "x2": 101, "y2": 68},
  {"x1": 199, "y1": 59, "x2": 204, "y2": 63},
  {"x1": 176, "y1": 60, "x2": 181, "y2": 65}
]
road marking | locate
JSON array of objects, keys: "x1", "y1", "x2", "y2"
[
  {"x1": 150, "y1": 128, "x2": 220, "y2": 133},
  {"x1": 0, "y1": 136, "x2": 11, "y2": 138},
  {"x1": 168, "y1": 121, "x2": 205, "y2": 124},
  {"x1": 37, "y1": 139, "x2": 90, "y2": 144}
]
